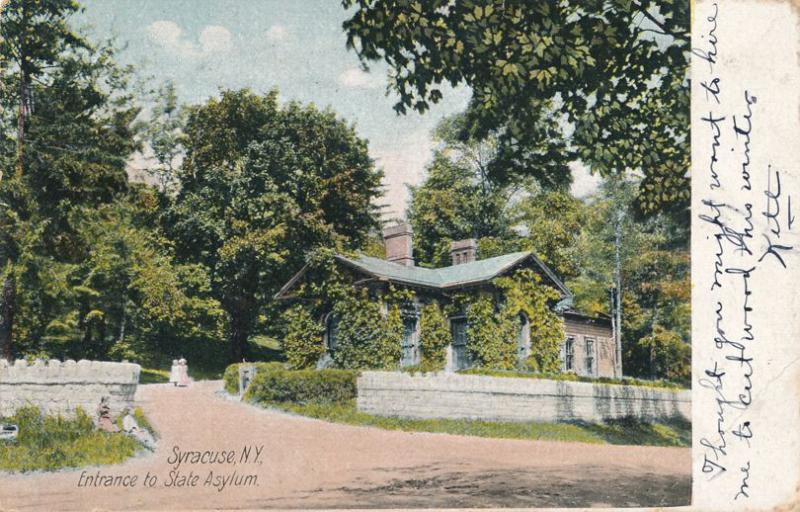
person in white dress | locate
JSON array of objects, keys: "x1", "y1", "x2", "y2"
[
  {"x1": 168, "y1": 359, "x2": 180, "y2": 386},
  {"x1": 177, "y1": 358, "x2": 190, "y2": 387}
]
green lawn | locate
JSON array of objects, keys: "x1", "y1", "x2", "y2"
[
  {"x1": 264, "y1": 400, "x2": 691, "y2": 447},
  {"x1": 0, "y1": 407, "x2": 146, "y2": 472},
  {"x1": 140, "y1": 368, "x2": 170, "y2": 384}
]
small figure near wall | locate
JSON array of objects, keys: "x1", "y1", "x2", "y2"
[
  {"x1": 177, "y1": 358, "x2": 190, "y2": 387},
  {"x1": 168, "y1": 359, "x2": 180, "y2": 386},
  {"x1": 96, "y1": 396, "x2": 119, "y2": 433}
]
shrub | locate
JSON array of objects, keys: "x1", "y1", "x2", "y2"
[
  {"x1": 636, "y1": 326, "x2": 691, "y2": 384},
  {"x1": 282, "y1": 305, "x2": 325, "y2": 369},
  {"x1": 418, "y1": 303, "x2": 452, "y2": 372},
  {"x1": 243, "y1": 365, "x2": 358, "y2": 405}
]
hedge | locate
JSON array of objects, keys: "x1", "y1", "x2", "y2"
[
  {"x1": 223, "y1": 362, "x2": 284, "y2": 395},
  {"x1": 224, "y1": 362, "x2": 358, "y2": 405}
]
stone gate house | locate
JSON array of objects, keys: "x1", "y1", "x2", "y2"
[{"x1": 276, "y1": 223, "x2": 618, "y2": 378}]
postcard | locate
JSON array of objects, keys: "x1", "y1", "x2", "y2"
[{"x1": 0, "y1": 0, "x2": 797, "y2": 510}]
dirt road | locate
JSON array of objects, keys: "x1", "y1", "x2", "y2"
[{"x1": 0, "y1": 381, "x2": 690, "y2": 510}]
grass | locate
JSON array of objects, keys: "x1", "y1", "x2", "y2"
[
  {"x1": 262, "y1": 400, "x2": 691, "y2": 447},
  {"x1": 250, "y1": 335, "x2": 281, "y2": 351},
  {"x1": 132, "y1": 407, "x2": 156, "y2": 438},
  {"x1": 140, "y1": 337, "x2": 286, "y2": 384},
  {"x1": 140, "y1": 368, "x2": 170, "y2": 384},
  {"x1": 456, "y1": 368, "x2": 689, "y2": 390},
  {"x1": 0, "y1": 407, "x2": 145, "y2": 472}
]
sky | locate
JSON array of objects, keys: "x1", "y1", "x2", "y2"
[{"x1": 77, "y1": 0, "x2": 599, "y2": 219}]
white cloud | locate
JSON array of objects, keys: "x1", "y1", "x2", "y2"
[
  {"x1": 265, "y1": 24, "x2": 288, "y2": 42},
  {"x1": 199, "y1": 25, "x2": 233, "y2": 54},
  {"x1": 146, "y1": 20, "x2": 192, "y2": 55},
  {"x1": 337, "y1": 67, "x2": 383, "y2": 90},
  {"x1": 146, "y1": 20, "x2": 233, "y2": 58}
]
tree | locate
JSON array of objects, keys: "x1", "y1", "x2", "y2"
[
  {"x1": 140, "y1": 82, "x2": 186, "y2": 193},
  {"x1": 0, "y1": 0, "x2": 85, "y2": 360},
  {"x1": 513, "y1": 190, "x2": 586, "y2": 280},
  {"x1": 407, "y1": 114, "x2": 529, "y2": 266},
  {"x1": 407, "y1": 115, "x2": 584, "y2": 277},
  {"x1": 167, "y1": 89, "x2": 383, "y2": 361},
  {"x1": 0, "y1": 0, "x2": 138, "y2": 359},
  {"x1": 342, "y1": 0, "x2": 689, "y2": 212},
  {"x1": 568, "y1": 176, "x2": 689, "y2": 379}
]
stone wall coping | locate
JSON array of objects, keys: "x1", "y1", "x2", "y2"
[
  {"x1": 0, "y1": 358, "x2": 141, "y2": 385},
  {"x1": 358, "y1": 371, "x2": 691, "y2": 402}
]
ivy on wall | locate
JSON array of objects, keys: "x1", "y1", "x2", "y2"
[
  {"x1": 280, "y1": 249, "x2": 409, "y2": 370},
  {"x1": 463, "y1": 294, "x2": 520, "y2": 370},
  {"x1": 281, "y1": 251, "x2": 564, "y2": 373},
  {"x1": 447, "y1": 269, "x2": 565, "y2": 371},
  {"x1": 495, "y1": 269, "x2": 565, "y2": 372},
  {"x1": 282, "y1": 306, "x2": 325, "y2": 370},
  {"x1": 418, "y1": 303, "x2": 452, "y2": 372},
  {"x1": 330, "y1": 288, "x2": 403, "y2": 370}
]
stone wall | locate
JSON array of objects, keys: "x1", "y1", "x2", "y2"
[
  {"x1": 357, "y1": 371, "x2": 690, "y2": 423},
  {"x1": 0, "y1": 359, "x2": 140, "y2": 418}
]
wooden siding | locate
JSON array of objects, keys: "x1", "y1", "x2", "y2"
[{"x1": 563, "y1": 316, "x2": 615, "y2": 378}]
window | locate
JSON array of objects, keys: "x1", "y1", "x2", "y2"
[
  {"x1": 585, "y1": 338, "x2": 596, "y2": 376},
  {"x1": 450, "y1": 316, "x2": 470, "y2": 370},
  {"x1": 564, "y1": 337, "x2": 575, "y2": 372},
  {"x1": 400, "y1": 316, "x2": 419, "y2": 367},
  {"x1": 325, "y1": 314, "x2": 339, "y2": 354}
]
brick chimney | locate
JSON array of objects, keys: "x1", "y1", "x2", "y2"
[
  {"x1": 450, "y1": 239, "x2": 477, "y2": 266},
  {"x1": 383, "y1": 222, "x2": 414, "y2": 266}
]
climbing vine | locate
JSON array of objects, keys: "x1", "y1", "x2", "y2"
[
  {"x1": 281, "y1": 250, "x2": 564, "y2": 373},
  {"x1": 495, "y1": 269, "x2": 565, "y2": 372},
  {"x1": 282, "y1": 305, "x2": 325, "y2": 370},
  {"x1": 418, "y1": 302, "x2": 452, "y2": 371},
  {"x1": 457, "y1": 294, "x2": 519, "y2": 370},
  {"x1": 279, "y1": 249, "x2": 411, "y2": 370},
  {"x1": 446, "y1": 269, "x2": 564, "y2": 371},
  {"x1": 330, "y1": 287, "x2": 405, "y2": 370}
]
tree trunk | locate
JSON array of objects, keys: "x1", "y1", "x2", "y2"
[
  {"x1": 609, "y1": 287, "x2": 617, "y2": 376},
  {"x1": 228, "y1": 311, "x2": 251, "y2": 363},
  {"x1": 613, "y1": 207, "x2": 624, "y2": 378},
  {"x1": 16, "y1": 2, "x2": 30, "y2": 179},
  {"x1": 16, "y1": 68, "x2": 28, "y2": 178},
  {"x1": 1, "y1": 271, "x2": 16, "y2": 360}
]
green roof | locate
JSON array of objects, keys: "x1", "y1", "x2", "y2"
[
  {"x1": 335, "y1": 251, "x2": 570, "y2": 295},
  {"x1": 275, "y1": 250, "x2": 571, "y2": 300}
]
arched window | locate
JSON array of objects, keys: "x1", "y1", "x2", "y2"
[
  {"x1": 325, "y1": 313, "x2": 339, "y2": 354},
  {"x1": 517, "y1": 312, "x2": 531, "y2": 362}
]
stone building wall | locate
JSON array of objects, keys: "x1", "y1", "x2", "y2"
[
  {"x1": 357, "y1": 371, "x2": 690, "y2": 423},
  {"x1": 0, "y1": 359, "x2": 140, "y2": 418}
]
